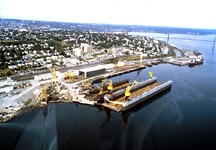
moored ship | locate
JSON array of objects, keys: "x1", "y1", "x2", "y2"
[{"x1": 188, "y1": 55, "x2": 204, "y2": 66}]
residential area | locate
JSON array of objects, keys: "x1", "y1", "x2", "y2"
[{"x1": 0, "y1": 20, "x2": 175, "y2": 77}]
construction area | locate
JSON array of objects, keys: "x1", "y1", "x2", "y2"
[{"x1": 0, "y1": 58, "x2": 172, "y2": 122}]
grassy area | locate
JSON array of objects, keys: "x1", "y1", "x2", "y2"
[
  {"x1": 92, "y1": 52, "x2": 105, "y2": 58},
  {"x1": 0, "y1": 40, "x2": 18, "y2": 43},
  {"x1": 167, "y1": 45, "x2": 180, "y2": 58},
  {"x1": 0, "y1": 69, "x2": 16, "y2": 77},
  {"x1": 103, "y1": 55, "x2": 164, "y2": 64}
]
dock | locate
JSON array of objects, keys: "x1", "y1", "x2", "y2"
[
  {"x1": 97, "y1": 77, "x2": 172, "y2": 112},
  {"x1": 93, "y1": 66, "x2": 146, "y2": 84}
]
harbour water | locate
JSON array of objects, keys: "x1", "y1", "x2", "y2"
[{"x1": 0, "y1": 32, "x2": 216, "y2": 150}]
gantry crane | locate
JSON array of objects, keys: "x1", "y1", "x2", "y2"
[
  {"x1": 49, "y1": 68, "x2": 57, "y2": 85},
  {"x1": 40, "y1": 84, "x2": 48, "y2": 104},
  {"x1": 125, "y1": 80, "x2": 137, "y2": 99},
  {"x1": 49, "y1": 68, "x2": 60, "y2": 93}
]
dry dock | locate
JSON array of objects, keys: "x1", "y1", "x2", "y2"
[{"x1": 98, "y1": 77, "x2": 172, "y2": 112}]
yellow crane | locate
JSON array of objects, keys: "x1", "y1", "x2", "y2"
[
  {"x1": 41, "y1": 84, "x2": 48, "y2": 104},
  {"x1": 102, "y1": 78, "x2": 113, "y2": 91},
  {"x1": 64, "y1": 72, "x2": 75, "y2": 81},
  {"x1": 49, "y1": 68, "x2": 57, "y2": 85},
  {"x1": 101, "y1": 77, "x2": 107, "y2": 87},
  {"x1": 125, "y1": 80, "x2": 137, "y2": 99},
  {"x1": 114, "y1": 64, "x2": 121, "y2": 68}
]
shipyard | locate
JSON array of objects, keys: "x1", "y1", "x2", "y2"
[
  {"x1": 1, "y1": 0, "x2": 216, "y2": 149},
  {"x1": 0, "y1": 20, "x2": 205, "y2": 123},
  {"x1": 0, "y1": 40, "x2": 204, "y2": 123},
  {"x1": 0, "y1": 58, "x2": 174, "y2": 122}
]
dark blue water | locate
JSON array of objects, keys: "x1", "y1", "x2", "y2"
[{"x1": 0, "y1": 33, "x2": 216, "y2": 150}]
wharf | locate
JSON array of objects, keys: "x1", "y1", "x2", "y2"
[
  {"x1": 93, "y1": 66, "x2": 146, "y2": 84},
  {"x1": 108, "y1": 66, "x2": 146, "y2": 78}
]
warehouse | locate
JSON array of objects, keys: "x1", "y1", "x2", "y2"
[
  {"x1": 34, "y1": 73, "x2": 53, "y2": 81},
  {"x1": 79, "y1": 66, "x2": 105, "y2": 78}
]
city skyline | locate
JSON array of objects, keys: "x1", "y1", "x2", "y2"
[{"x1": 0, "y1": 0, "x2": 216, "y2": 29}]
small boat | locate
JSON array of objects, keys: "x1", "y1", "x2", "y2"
[
  {"x1": 188, "y1": 57, "x2": 204, "y2": 66},
  {"x1": 143, "y1": 62, "x2": 152, "y2": 67},
  {"x1": 152, "y1": 61, "x2": 159, "y2": 65}
]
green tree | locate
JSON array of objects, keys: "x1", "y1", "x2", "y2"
[{"x1": 6, "y1": 71, "x2": 11, "y2": 76}]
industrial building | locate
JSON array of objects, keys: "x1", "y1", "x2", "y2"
[
  {"x1": 79, "y1": 66, "x2": 106, "y2": 78},
  {"x1": 34, "y1": 71, "x2": 64, "y2": 81},
  {"x1": 34, "y1": 73, "x2": 53, "y2": 81}
]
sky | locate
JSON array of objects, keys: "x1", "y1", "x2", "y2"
[{"x1": 0, "y1": 0, "x2": 216, "y2": 29}]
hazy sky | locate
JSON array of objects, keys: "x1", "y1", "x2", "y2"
[{"x1": 0, "y1": 0, "x2": 216, "y2": 29}]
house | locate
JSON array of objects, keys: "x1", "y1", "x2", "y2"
[
  {"x1": 8, "y1": 65, "x2": 18, "y2": 69},
  {"x1": 47, "y1": 64, "x2": 52, "y2": 68}
]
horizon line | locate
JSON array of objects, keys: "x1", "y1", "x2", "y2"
[{"x1": 1, "y1": 17, "x2": 216, "y2": 31}]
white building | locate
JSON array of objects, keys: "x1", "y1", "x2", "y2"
[
  {"x1": 8, "y1": 65, "x2": 18, "y2": 69},
  {"x1": 34, "y1": 73, "x2": 53, "y2": 81},
  {"x1": 79, "y1": 66, "x2": 106, "y2": 78},
  {"x1": 0, "y1": 78, "x2": 17, "y2": 88},
  {"x1": 0, "y1": 86, "x2": 14, "y2": 93},
  {"x1": 74, "y1": 48, "x2": 83, "y2": 57},
  {"x1": 80, "y1": 43, "x2": 94, "y2": 53}
]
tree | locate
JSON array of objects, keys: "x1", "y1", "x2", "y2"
[
  {"x1": 60, "y1": 59, "x2": 64, "y2": 66},
  {"x1": 6, "y1": 71, "x2": 11, "y2": 76}
]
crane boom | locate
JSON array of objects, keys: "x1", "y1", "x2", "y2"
[
  {"x1": 102, "y1": 78, "x2": 113, "y2": 91},
  {"x1": 125, "y1": 80, "x2": 137, "y2": 97},
  {"x1": 49, "y1": 68, "x2": 57, "y2": 85},
  {"x1": 41, "y1": 84, "x2": 48, "y2": 104}
]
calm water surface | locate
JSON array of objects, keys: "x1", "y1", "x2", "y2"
[{"x1": 0, "y1": 33, "x2": 216, "y2": 150}]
